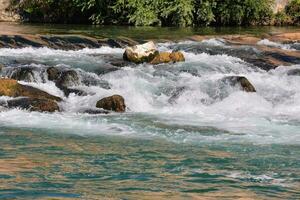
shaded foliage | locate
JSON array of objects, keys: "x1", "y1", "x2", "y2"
[
  {"x1": 285, "y1": 0, "x2": 300, "y2": 24},
  {"x1": 11, "y1": 0, "x2": 299, "y2": 26}
]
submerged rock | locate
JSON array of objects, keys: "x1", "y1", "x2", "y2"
[
  {"x1": 123, "y1": 41, "x2": 159, "y2": 64},
  {"x1": 150, "y1": 52, "x2": 185, "y2": 65},
  {"x1": 0, "y1": 79, "x2": 62, "y2": 101},
  {"x1": 96, "y1": 95, "x2": 126, "y2": 113},
  {"x1": 7, "y1": 97, "x2": 60, "y2": 112},
  {"x1": 79, "y1": 108, "x2": 110, "y2": 115},
  {"x1": 287, "y1": 69, "x2": 300, "y2": 76},
  {"x1": 168, "y1": 86, "x2": 187, "y2": 104},
  {"x1": 222, "y1": 76, "x2": 256, "y2": 92}
]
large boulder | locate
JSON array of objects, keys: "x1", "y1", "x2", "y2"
[
  {"x1": 123, "y1": 41, "x2": 159, "y2": 64},
  {"x1": 96, "y1": 95, "x2": 126, "y2": 113},
  {"x1": 150, "y1": 52, "x2": 185, "y2": 65},
  {"x1": 7, "y1": 97, "x2": 60, "y2": 112},
  {"x1": 0, "y1": 79, "x2": 62, "y2": 101},
  {"x1": 222, "y1": 76, "x2": 256, "y2": 92}
]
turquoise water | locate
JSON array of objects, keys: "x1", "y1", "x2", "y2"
[
  {"x1": 0, "y1": 126, "x2": 299, "y2": 199},
  {"x1": 0, "y1": 128, "x2": 300, "y2": 199},
  {"x1": 0, "y1": 24, "x2": 300, "y2": 199}
]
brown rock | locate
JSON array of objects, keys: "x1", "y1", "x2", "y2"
[
  {"x1": 7, "y1": 98, "x2": 60, "y2": 112},
  {"x1": 222, "y1": 76, "x2": 256, "y2": 92},
  {"x1": 150, "y1": 52, "x2": 172, "y2": 64},
  {"x1": 269, "y1": 32, "x2": 300, "y2": 42},
  {"x1": 170, "y1": 52, "x2": 185, "y2": 62},
  {"x1": 0, "y1": 79, "x2": 62, "y2": 101},
  {"x1": 96, "y1": 95, "x2": 126, "y2": 113},
  {"x1": 150, "y1": 51, "x2": 185, "y2": 65}
]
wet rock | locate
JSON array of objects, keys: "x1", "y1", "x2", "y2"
[
  {"x1": 170, "y1": 52, "x2": 185, "y2": 62},
  {"x1": 269, "y1": 32, "x2": 300, "y2": 43},
  {"x1": 222, "y1": 76, "x2": 256, "y2": 92},
  {"x1": 40, "y1": 35, "x2": 101, "y2": 50},
  {"x1": 7, "y1": 97, "x2": 60, "y2": 112},
  {"x1": 0, "y1": 64, "x2": 4, "y2": 72},
  {"x1": 47, "y1": 67, "x2": 61, "y2": 81},
  {"x1": 0, "y1": 79, "x2": 62, "y2": 101},
  {"x1": 123, "y1": 41, "x2": 159, "y2": 64},
  {"x1": 287, "y1": 69, "x2": 300, "y2": 76},
  {"x1": 79, "y1": 108, "x2": 110, "y2": 115},
  {"x1": 10, "y1": 67, "x2": 36, "y2": 82},
  {"x1": 150, "y1": 51, "x2": 185, "y2": 65},
  {"x1": 96, "y1": 95, "x2": 126, "y2": 113},
  {"x1": 56, "y1": 70, "x2": 80, "y2": 88},
  {"x1": 60, "y1": 87, "x2": 87, "y2": 97}
]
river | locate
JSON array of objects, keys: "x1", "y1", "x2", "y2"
[{"x1": 0, "y1": 23, "x2": 299, "y2": 199}]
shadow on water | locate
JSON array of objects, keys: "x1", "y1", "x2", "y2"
[{"x1": 1, "y1": 22, "x2": 300, "y2": 40}]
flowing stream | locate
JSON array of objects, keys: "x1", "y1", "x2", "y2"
[{"x1": 0, "y1": 34, "x2": 299, "y2": 199}]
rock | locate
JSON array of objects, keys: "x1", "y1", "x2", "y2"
[
  {"x1": 79, "y1": 108, "x2": 110, "y2": 115},
  {"x1": 0, "y1": 79, "x2": 62, "y2": 101},
  {"x1": 60, "y1": 87, "x2": 87, "y2": 97},
  {"x1": 7, "y1": 97, "x2": 60, "y2": 112},
  {"x1": 222, "y1": 76, "x2": 256, "y2": 92},
  {"x1": 170, "y1": 52, "x2": 185, "y2": 62},
  {"x1": 104, "y1": 37, "x2": 138, "y2": 48},
  {"x1": 56, "y1": 70, "x2": 80, "y2": 88},
  {"x1": 10, "y1": 67, "x2": 36, "y2": 82},
  {"x1": 150, "y1": 51, "x2": 185, "y2": 65},
  {"x1": 123, "y1": 41, "x2": 159, "y2": 64},
  {"x1": 47, "y1": 67, "x2": 61, "y2": 81},
  {"x1": 96, "y1": 95, "x2": 126, "y2": 113},
  {"x1": 287, "y1": 69, "x2": 300, "y2": 76},
  {"x1": 0, "y1": 64, "x2": 4, "y2": 72},
  {"x1": 150, "y1": 52, "x2": 172, "y2": 64}
]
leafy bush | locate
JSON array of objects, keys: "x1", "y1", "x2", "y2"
[
  {"x1": 285, "y1": 0, "x2": 300, "y2": 24},
  {"x1": 274, "y1": 11, "x2": 293, "y2": 25},
  {"x1": 13, "y1": 0, "x2": 298, "y2": 27},
  {"x1": 14, "y1": 0, "x2": 86, "y2": 23}
]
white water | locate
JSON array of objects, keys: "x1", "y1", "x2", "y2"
[
  {"x1": 257, "y1": 39, "x2": 298, "y2": 51},
  {"x1": 0, "y1": 42, "x2": 300, "y2": 144}
]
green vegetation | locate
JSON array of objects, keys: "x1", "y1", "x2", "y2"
[
  {"x1": 10, "y1": 0, "x2": 300, "y2": 26},
  {"x1": 285, "y1": 0, "x2": 300, "y2": 24}
]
